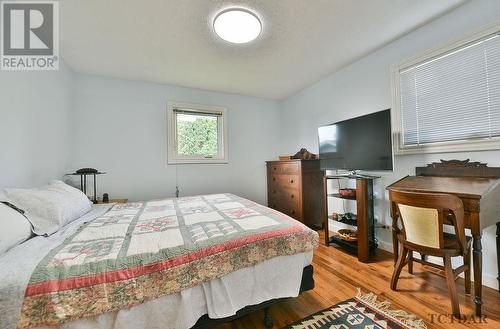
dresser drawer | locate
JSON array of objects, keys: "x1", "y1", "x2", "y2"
[
  {"x1": 267, "y1": 162, "x2": 300, "y2": 175},
  {"x1": 269, "y1": 197, "x2": 301, "y2": 219},
  {"x1": 268, "y1": 186, "x2": 299, "y2": 203},
  {"x1": 268, "y1": 174, "x2": 300, "y2": 190}
]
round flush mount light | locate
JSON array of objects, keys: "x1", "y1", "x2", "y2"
[{"x1": 213, "y1": 9, "x2": 262, "y2": 44}]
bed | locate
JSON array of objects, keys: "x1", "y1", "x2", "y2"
[{"x1": 0, "y1": 192, "x2": 318, "y2": 329}]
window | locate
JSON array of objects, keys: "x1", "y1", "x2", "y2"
[
  {"x1": 167, "y1": 102, "x2": 228, "y2": 164},
  {"x1": 392, "y1": 23, "x2": 500, "y2": 154}
]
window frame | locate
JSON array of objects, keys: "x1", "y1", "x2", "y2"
[
  {"x1": 391, "y1": 21, "x2": 500, "y2": 155},
  {"x1": 167, "y1": 102, "x2": 228, "y2": 164}
]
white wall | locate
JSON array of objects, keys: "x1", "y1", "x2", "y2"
[
  {"x1": 70, "y1": 74, "x2": 281, "y2": 205},
  {"x1": 280, "y1": 0, "x2": 500, "y2": 289},
  {"x1": 0, "y1": 61, "x2": 74, "y2": 188}
]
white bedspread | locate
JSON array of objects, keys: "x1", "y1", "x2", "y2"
[
  {"x1": 0, "y1": 205, "x2": 313, "y2": 329},
  {"x1": 0, "y1": 205, "x2": 113, "y2": 329}
]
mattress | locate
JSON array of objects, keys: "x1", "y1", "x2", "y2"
[{"x1": 0, "y1": 193, "x2": 318, "y2": 329}]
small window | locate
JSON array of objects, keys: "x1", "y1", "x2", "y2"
[
  {"x1": 167, "y1": 103, "x2": 228, "y2": 164},
  {"x1": 392, "y1": 23, "x2": 500, "y2": 154}
]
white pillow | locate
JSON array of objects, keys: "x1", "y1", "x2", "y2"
[
  {"x1": 4, "y1": 180, "x2": 92, "y2": 236},
  {"x1": 0, "y1": 202, "x2": 32, "y2": 254}
]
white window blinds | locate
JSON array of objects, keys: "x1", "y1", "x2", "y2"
[{"x1": 399, "y1": 33, "x2": 500, "y2": 147}]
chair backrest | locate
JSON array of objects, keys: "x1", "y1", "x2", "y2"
[{"x1": 389, "y1": 190, "x2": 466, "y2": 252}]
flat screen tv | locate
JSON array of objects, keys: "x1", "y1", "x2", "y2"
[{"x1": 318, "y1": 109, "x2": 393, "y2": 171}]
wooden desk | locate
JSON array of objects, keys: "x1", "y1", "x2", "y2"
[{"x1": 387, "y1": 160, "x2": 500, "y2": 316}]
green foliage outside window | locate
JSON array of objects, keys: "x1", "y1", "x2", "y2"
[{"x1": 176, "y1": 113, "x2": 219, "y2": 156}]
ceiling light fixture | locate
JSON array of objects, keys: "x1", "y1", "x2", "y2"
[{"x1": 213, "y1": 9, "x2": 262, "y2": 44}]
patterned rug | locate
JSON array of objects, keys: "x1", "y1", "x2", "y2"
[{"x1": 283, "y1": 290, "x2": 427, "y2": 329}]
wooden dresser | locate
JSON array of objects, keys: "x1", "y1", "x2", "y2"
[{"x1": 266, "y1": 159, "x2": 325, "y2": 228}]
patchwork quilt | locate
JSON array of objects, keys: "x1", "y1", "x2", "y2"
[{"x1": 18, "y1": 193, "x2": 318, "y2": 328}]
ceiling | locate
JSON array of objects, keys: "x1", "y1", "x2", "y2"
[{"x1": 60, "y1": 0, "x2": 466, "y2": 100}]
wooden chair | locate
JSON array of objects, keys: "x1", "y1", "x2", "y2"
[{"x1": 389, "y1": 190, "x2": 472, "y2": 318}]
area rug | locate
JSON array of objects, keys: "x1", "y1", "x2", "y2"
[{"x1": 283, "y1": 289, "x2": 427, "y2": 329}]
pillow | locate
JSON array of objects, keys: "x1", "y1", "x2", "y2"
[
  {"x1": 0, "y1": 202, "x2": 32, "y2": 254},
  {"x1": 4, "y1": 180, "x2": 92, "y2": 236}
]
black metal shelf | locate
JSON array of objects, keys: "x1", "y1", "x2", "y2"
[
  {"x1": 328, "y1": 215, "x2": 357, "y2": 227},
  {"x1": 324, "y1": 174, "x2": 378, "y2": 262},
  {"x1": 328, "y1": 193, "x2": 356, "y2": 200},
  {"x1": 325, "y1": 174, "x2": 380, "y2": 180},
  {"x1": 329, "y1": 235, "x2": 358, "y2": 254},
  {"x1": 328, "y1": 235, "x2": 378, "y2": 256}
]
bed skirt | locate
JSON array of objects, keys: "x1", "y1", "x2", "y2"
[{"x1": 192, "y1": 264, "x2": 315, "y2": 328}]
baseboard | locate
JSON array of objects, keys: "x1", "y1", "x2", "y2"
[
  {"x1": 377, "y1": 239, "x2": 393, "y2": 253},
  {"x1": 483, "y1": 273, "x2": 499, "y2": 291}
]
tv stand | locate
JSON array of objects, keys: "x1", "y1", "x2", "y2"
[
  {"x1": 326, "y1": 171, "x2": 381, "y2": 180},
  {"x1": 324, "y1": 174, "x2": 378, "y2": 262}
]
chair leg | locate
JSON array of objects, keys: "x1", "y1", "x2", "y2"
[
  {"x1": 464, "y1": 248, "x2": 471, "y2": 295},
  {"x1": 443, "y1": 255, "x2": 461, "y2": 319},
  {"x1": 391, "y1": 244, "x2": 408, "y2": 291},
  {"x1": 408, "y1": 251, "x2": 413, "y2": 274}
]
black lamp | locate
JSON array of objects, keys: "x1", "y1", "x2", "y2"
[{"x1": 66, "y1": 168, "x2": 105, "y2": 203}]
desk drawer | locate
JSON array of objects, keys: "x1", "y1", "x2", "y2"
[{"x1": 461, "y1": 198, "x2": 479, "y2": 213}]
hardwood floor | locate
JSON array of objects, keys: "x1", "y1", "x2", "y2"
[{"x1": 216, "y1": 230, "x2": 500, "y2": 329}]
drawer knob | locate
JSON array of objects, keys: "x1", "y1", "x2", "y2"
[
  {"x1": 272, "y1": 177, "x2": 276, "y2": 181},
  {"x1": 273, "y1": 167, "x2": 277, "y2": 171},
  {"x1": 273, "y1": 190, "x2": 276, "y2": 194},
  {"x1": 291, "y1": 194, "x2": 294, "y2": 198},
  {"x1": 290, "y1": 179, "x2": 294, "y2": 183}
]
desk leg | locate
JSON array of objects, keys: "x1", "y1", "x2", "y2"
[
  {"x1": 497, "y1": 222, "x2": 500, "y2": 293},
  {"x1": 473, "y1": 234, "x2": 483, "y2": 316}
]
